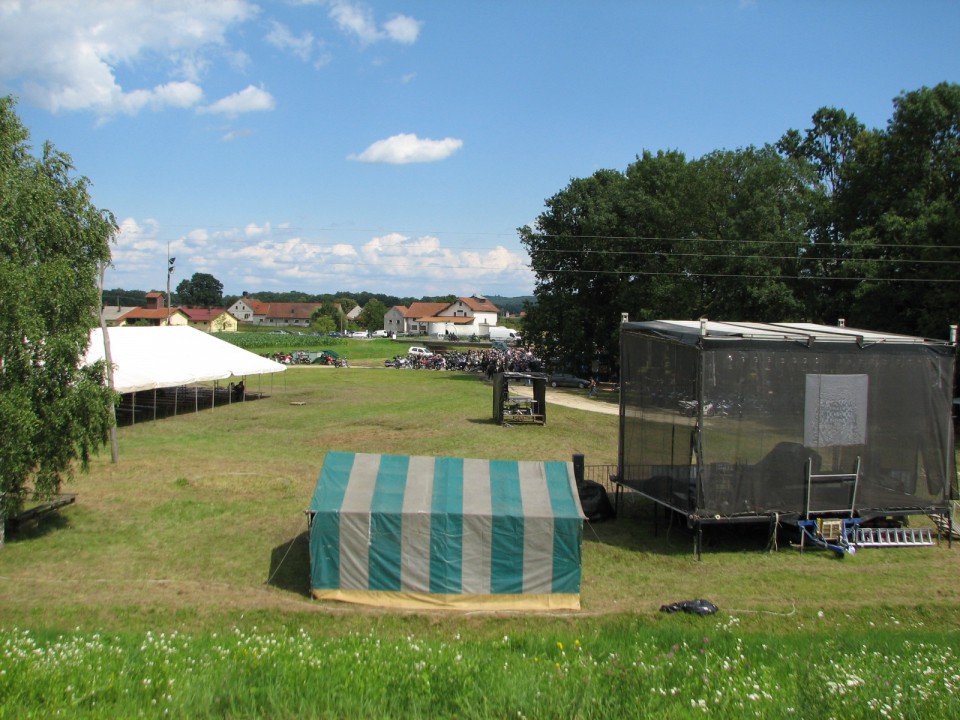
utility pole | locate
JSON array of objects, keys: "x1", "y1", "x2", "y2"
[
  {"x1": 166, "y1": 243, "x2": 175, "y2": 325},
  {"x1": 99, "y1": 262, "x2": 119, "y2": 463}
]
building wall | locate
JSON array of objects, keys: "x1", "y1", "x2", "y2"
[
  {"x1": 384, "y1": 307, "x2": 406, "y2": 334},
  {"x1": 227, "y1": 299, "x2": 255, "y2": 322}
]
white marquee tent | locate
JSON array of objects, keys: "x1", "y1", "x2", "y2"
[{"x1": 85, "y1": 326, "x2": 285, "y2": 394}]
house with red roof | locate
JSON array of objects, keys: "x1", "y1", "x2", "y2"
[
  {"x1": 226, "y1": 297, "x2": 322, "y2": 328},
  {"x1": 181, "y1": 307, "x2": 238, "y2": 333},
  {"x1": 383, "y1": 295, "x2": 501, "y2": 338},
  {"x1": 101, "y1": 292, "x2": 189, "y2": 327}
]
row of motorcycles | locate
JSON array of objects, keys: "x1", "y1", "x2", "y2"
[
  {"x1": 384, "y1": 354, "x2": 451, "y2": 370},
  {"x1": 384, "y1": 352, "x2": 494, "y2": 371},
  {"x1": 265, "y1": 352, "x2": 349, "y2": 367},
  {"x1": 267, "y1": 352, "x2": 311, "y2": 364},
  {"x1": 677, "y1": 398, "x2": 741, "y2": 417}
]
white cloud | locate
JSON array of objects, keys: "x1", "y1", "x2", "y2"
[
  {"x1": 186, "y1": 228, "x2": 210, "y2": 245},
  {"x1": 328, "y1": 1, "x2": 421, "y2": 45},
  {"x1": 200, "y1": 85, "x2": 276, "y2": 116},
  {"x1": 331, "y1": 243, "x2": 359, "y2": 257},
  {"x1": 265, "y1": 20, "x2": 315, "y2": 61},
  {"x1": 0, "y1": 0, "x2": 257, "y2": 116},
  {"x1": 152, "y1": 81, "x2": 205, "y2": 108},
  {"x1": 105, "y1": 220, "x2": 533, "y2": 297},
  {"x1": 222, "y1": 128, "x2": 255, "y2": 142},
  {"x1": 245, "y1": 222, "x2": 272, "y2": 238},
  {"x1": 328, "y1": 0, "x2": 380, "y2": 44},
  {"x1": 383, "y1": 15, "x2": 422, "y2": 44},
  {"x1": 359, "y1": 233, "x2": 532, "y2": 289},
  {"x1": 349, "y1": 133, "x2": 463, "y2": 164}
]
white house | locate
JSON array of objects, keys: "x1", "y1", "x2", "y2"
[
  {"x1": 386, "y1": 296, "x2": 501, "y2": 338},
  {"x1": 227, "y1": 297, "x2": 257, "y2": 323},
  {"x1": 226, "y1": 297, "x2": 321, "y2": 328}
]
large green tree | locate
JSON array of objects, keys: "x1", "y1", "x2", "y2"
[
  {"x1": 176, "y1": 272, "x2": 224, "y2": 308},
  {"x1": 358, "y1": 298, "x2": 387, "y2": 330},
  {"x1": 839, "y1": 83, "x2": 960, "y2": 336},
  {"x1": 778, "y1": 107, "x2": 869, "y2": 320},
  {"x1": 520, "y1": 146, "x2": 814, "y2": 369},
  {"x1": 0, "y1": 97, "x2": 116, "y2": 537}
]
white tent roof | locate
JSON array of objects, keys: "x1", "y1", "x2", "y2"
[{"x1": 85, "y1": 326, "x2": 286, "y2": 394}]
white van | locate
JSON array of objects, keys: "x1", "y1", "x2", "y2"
[
  {"x1": 407, "y1": 346, "x2": 433, "y2": 357},
  {"x1": 371, "y1": 330, "x2": 389, "y2": 338},
  {"x1": 489, "y1": 326, "x2": 519, "y2": 342}
]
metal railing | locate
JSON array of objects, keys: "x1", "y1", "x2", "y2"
[{"x1": 583, "y1": 464, "x2": 619, "y2": 493}]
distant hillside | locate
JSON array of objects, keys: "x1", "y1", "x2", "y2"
[
  {"x1": 487, "y1": 295, "x2": 534, "y2": 315},
  {"x1": 109, "y1": 287, "x2": 535, "y2": 315}
]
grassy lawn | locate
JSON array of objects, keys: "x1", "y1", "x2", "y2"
[{"x1": 3, "y1": 357, "x2": 960, "y2": 717}]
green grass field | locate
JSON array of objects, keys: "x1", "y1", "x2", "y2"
[{"x1": 3, "y1": 350, "x2": 960, "y2": 718}]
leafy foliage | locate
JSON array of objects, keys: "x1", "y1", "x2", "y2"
[
  {"x1": 0, "y1": 97, "x2": 116, "y2": 519},
  {"x1": 175, "y1": 272, "x2": 223, "y2": 308},
  {"x1": 523, "y1": 83, "x2": 960, "y2": 367},
  {"x1": 358, "y1": 297, "x2": 387, "y2": 330},
  {"x1": 520, "y1": 147, "x2": 813, "y2": 367}
]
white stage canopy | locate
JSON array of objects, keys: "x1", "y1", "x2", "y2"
[{"x1": 85, "y1": 326, "x2": 286, "y2": 394}]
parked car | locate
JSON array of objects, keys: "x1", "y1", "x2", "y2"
[
  {"x1": 371, "y1": 330, "x2": 389, "y2": 338},
  {"x1": 547, "y1": 373, "x2": 589, "y2": 389},
  {"x1": 349, "y1": 330, "x2": 369, "y2": 338},
  {"x1": 407, "y1": 346, "x2": 433, "y2": 357}
]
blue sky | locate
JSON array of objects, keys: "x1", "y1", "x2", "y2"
[{"x1": 2, "y1": 1, "x2": 958, "y2": 299}]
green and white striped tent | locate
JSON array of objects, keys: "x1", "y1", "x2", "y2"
[{"x1": 307, "y1": 452, "x2": 586, "y2": 610}]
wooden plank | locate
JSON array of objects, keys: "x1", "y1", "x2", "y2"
[{"x1": 10, "y1": 494, "x2": 77, "y2": 527}]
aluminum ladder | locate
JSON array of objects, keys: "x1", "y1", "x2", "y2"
[
  {"x1": 799, "y1": 457, "x2": 861, "y2": 556},
  {"x1": 852, "y1": 526, "x2": 934, "y2": 547}
]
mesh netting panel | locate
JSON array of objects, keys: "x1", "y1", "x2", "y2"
[{"x1": 620, "y1": 329, "x2": 955, "y2": 518}]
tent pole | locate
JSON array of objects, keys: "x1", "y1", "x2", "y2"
[
  {"x1": 97, "y1": 265, "x2": 120, "y2": 463},
  {"x1": 153, "y1": 388, "x2": 157, "y2": 422}
]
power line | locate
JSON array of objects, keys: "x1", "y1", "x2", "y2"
[
  {"x1": 530, "y1": 267, "x2": 960, "y2": 283},
  {"x1": 524, "y1": 233, "x2": 960, "y2": 251},
  {"x1": 528, "y1": 248, "x2": 960, "y2": 265}
]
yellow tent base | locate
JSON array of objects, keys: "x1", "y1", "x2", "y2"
[{"x1": 311, "y1": 588, "x2": 581, "y2": 611}]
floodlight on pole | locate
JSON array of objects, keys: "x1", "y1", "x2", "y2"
[{"x1": 166, "y1": 245, "x2": 175, "y2": 323}]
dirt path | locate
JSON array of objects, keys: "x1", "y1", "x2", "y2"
[{"x1": 510, "y1": 384, "x2": 620, "y2": 415}]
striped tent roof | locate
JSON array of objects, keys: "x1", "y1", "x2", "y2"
[{"x1": 307, "y1": 452, "x2": 585, "y2": 611}]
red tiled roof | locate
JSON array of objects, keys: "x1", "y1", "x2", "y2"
[
  {"x1": 405, "y1": 302, "x2": 448, "y2": 318},
  {"x1": 182, "y1": 308, "x2": 226, "y2": 321},
  {"x1": 122, "y1": 308, "x2": 186, "y2": 320},
  {"x1": 244, "y1": 299, "x2": 321, "y2": 320},
  {"x1": 417, "y1": 316, "x2": 477, "y2": 325},
  {"x1": 458, "y1": 296, "x2": 499, "y2": 313}
]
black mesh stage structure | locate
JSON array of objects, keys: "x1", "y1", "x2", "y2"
[{"x1": 618, "y1": 321, "x2": 956, "y2": 551}]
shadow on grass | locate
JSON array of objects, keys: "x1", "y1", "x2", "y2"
[
  {"x1": 6, "y1": 509, "x2": 72, "y2": 543},
  {"x1": 442, "y1": 372, "x2": 491, "y2": 383},
  {"x1": 267, "y1": 531, "x2": 311, "y2": 596},
  {"x1": 585, "y1": 495, "x2": 789, "y2": 557}
]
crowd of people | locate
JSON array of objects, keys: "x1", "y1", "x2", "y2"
[{"x1": 388, "y1": 346, "x2": 544, "y2": 376}]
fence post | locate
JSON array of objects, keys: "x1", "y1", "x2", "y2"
[{"x1": 572, "y1": 454, "x2": 585, "y2": 487}]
